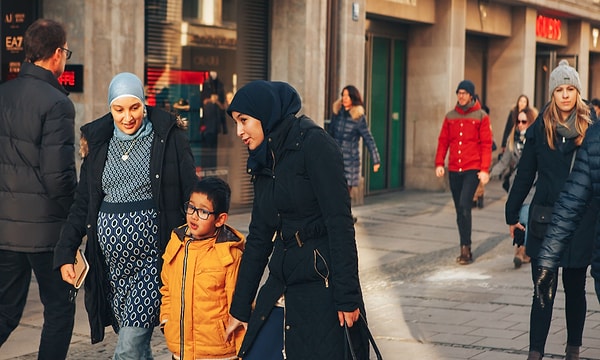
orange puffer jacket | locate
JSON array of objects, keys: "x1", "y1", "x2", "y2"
[{"x1": 160, "y1": 224, "x2": 245, "y2": 359}]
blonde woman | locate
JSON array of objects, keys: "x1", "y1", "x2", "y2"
[{"x1": 505, "y1": 60, "x2": 595, "y2": 360}]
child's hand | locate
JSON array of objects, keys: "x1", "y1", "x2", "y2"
[{"x1": 225, "y1": 315, "x2": 246, "y2": 341}]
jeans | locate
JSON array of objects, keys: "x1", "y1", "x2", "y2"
[
  {"x1": 448, "y1": 170, "x2": 480, "y2": 247},
  {"x1": 529, "y1": 261, "x2": 587, "y2": 354},
  {"x1": 0, "y1": 250, "x2": 75, "y2": 360},
  {"x1": 114, "y1": 326, "x2": 154, "y2": 360},
  {"x1": 244, "y1": 306, "x2": 284, "y2": 360}
]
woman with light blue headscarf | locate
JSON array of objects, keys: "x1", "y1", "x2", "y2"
[{"x1": 54, "y1": 72, "x2": 197, "y2": 358}]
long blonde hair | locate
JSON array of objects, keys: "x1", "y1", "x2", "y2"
[{"x1": 542, "y1": 93, "x2": 591, "y2": 150}]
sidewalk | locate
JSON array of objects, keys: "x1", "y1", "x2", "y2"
[{"x1": 3, "y1": 181, "x2": 600, "y2": 359}]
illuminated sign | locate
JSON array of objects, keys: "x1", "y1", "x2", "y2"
[
  {"x1": 58, "y1": 64, "x2": 83, "y2": 93},
  {"x1": 536, "y1": 15, "x2": 562, "y2": 41},
  {"x1": 1, "y1": 0, "x2": 37, "y2": 82}
]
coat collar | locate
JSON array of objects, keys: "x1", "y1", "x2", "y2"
[
  {"x1": 332, "y1": 99, "x2": 364, "y2": 120},
  {"x1": 79, "y1": 106, "x2": 179, "y2": 157},
  {"x1": 19, "y1": 61, "x2": 69, "y2": 96}
]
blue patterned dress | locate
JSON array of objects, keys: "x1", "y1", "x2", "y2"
[{"x1": 97, "y1": 132, "x2": 161, "y2": 329}]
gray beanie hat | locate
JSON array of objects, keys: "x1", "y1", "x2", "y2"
[{"x1": 548, "y1": 59, "x2": 581, "y2": 96}]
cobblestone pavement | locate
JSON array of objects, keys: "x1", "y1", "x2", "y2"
[{"x1": 3, "y1": 182, "x2": 600, "y2": 359}]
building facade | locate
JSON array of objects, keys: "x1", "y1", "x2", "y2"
[{"x1": 3, "y1": 0, "x2": 600, "y2": 206}]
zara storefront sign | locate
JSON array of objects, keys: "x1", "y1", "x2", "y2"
[{"x1": 536, "y1": 15, "x2": 562, "y2": 41}]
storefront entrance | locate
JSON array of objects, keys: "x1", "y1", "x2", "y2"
[{"x1": 364, "y1": 33, "x2": 406, "y2": 193}]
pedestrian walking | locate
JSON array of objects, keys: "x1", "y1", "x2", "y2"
[
  {"x1": 226, "y1": 80, "x2": 370, "y2": 359},
  {"x1": 490, "y1": 107, "x2": 537, "y2": 268},
  {"x1": 0, "y1": 19, "x2": 77, "y2": 360},
  {"x1": 328, "y1": 85, "x2": 381, "y2": 221},
  {"x1": 160, "y1": 177, "x2": 245, "y2": 360},
  {"x1": 505, "y1": 60, "x2": 595, "y2": 360},
  {"x1": 435, "y1": 80, "x2": 493, "y2": 265},
  {"x1": 54, "y1": 72, "x2": 196, "y2": 358}
]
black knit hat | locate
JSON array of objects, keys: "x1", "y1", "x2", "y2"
[{"x1": 456, "y1": 80, "x2": 475, "y2": 97}]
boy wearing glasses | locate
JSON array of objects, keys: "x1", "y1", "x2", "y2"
[{"x1": 160, "y1": 177, "x2": 245, "y2": 360}]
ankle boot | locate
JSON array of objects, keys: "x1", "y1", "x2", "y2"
[
  {"x1": 566, "y1": 345, "x2": 580, "y2": 360},
  {"x1": 527, "y1": 350, "x2": 542, "y2": 360},
  {"x1": 521, "y1": 246, "x2": 531, "y2": 263},
  {"x1": 513, "y1": 246, "x2": 523, "y2": 268},
  {"x1": 456, "y1": 245, "x2": 473, "y2": 265}
]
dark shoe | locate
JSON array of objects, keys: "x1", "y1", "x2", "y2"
[
  {"x1": 352, "y1": 216, "x2": 358, "y2": 223},
  {"x1": 456, "y1": 245, "x2": 473, "y2": 265},
  {"x1": 527, "y1": 350, "x2": 542, "y2": 360},
  {"x1": 513, "y1": 255, "x2": 522, "y2": 269},
  {"x1": 566, "y1": 345, "x2": 580, "y2": 360}
]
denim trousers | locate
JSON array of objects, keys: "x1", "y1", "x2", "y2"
[
  {"x1": 244, "y1": 306, "x2": 284, "y2": 360},
  {"x1": 113, "y1": 326, "x2": 154, "y2": 360},
  {"x1": 448, "y1": 170, "x2": 480, "y2": 247},
  {"x1": 0, "y1": 250, "x2": 75, "y2": 360},
  {"x1": 529, "y1": 261, "x2": 587, "y2": 354}
]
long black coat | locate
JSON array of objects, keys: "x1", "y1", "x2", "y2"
[
  {"x1": 505, "y1": 111, "x2": 596, "y2": 267},
  {"x1": 53, "y1": 107, "x2": 196, "y2": 343},
  {"x1": 0, "y1": 62, "x2": 76, "y2": 252},
  {"x1": 229, "y1": 115, "x2": 367, "y2": 359},
  {"x1": 537, "y1": 120, "x2": 600, "y2": 274}
]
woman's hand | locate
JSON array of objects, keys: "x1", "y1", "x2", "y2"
[
  {"x1": 60, "y1": 263, "x2": 76, "y2": 286},
  {"x1": 373, "y1": 163, "x2": 381, "y2": 172},
  {"x1": 225, "y1": 315, "x2": 247, "y2": 341},
  {"x1": 435, "y1": 166, "x2": 445, "y2": 178},
  {"x1": 509, "y1": 222, "x2": 526, "y2": 239},
  {"x1": 338, "y1": 308, "x2": 360, "y2": 327}
]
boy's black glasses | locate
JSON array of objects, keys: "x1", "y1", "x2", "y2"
[{"x1": 184, "y1": 202, "x2": 215, "y2": 220}]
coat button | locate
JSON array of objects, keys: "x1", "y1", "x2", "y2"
[
  {"x1": 155, "y1": 174, "x2": 160, "y2": 179},
  {"x1": 260, "y1": 315, "x2": 266, "y2": 321},
  {"x1": 285, "y1": 325, "x2": 290, "y2": 330}
]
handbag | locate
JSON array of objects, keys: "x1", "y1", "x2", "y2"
[
  {"x1": 528, "y1": 204, "x2": 553, "y2": 238},
  {"x1": 344, "y1": 314, "x2": 383, "y2": 360},
  {"x1": 73, "y1": 248, "x2": 90, "y2": 289}
]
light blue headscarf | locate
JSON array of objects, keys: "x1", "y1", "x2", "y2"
[{"x1": 108, "y1": 72, "x2": 153, "y2": 140}]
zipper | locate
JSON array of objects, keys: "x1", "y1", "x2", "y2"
[
  {"x1": 314, "y1": 249, "x2": 330, "y2": 288},
  {"x1": 282, "y1": 295, "x2": 287, "y2": 360},
  {"x1": 179, "y1": 238, "x2": 192, "y2": 360}
]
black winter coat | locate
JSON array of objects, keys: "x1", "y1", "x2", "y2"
[
  {"x1": 0, "y1": 62, "x2": 77, "y2": 252},
  {"x1": 537, "y1": 120, "x2": 600, "y2": 274},
  {"x1": 505, "y1": 111, "x2": 596, "y2": 267},
  {"x1": 53, "y1": 107, "x2": 196, "y2": 344},
  {"x1": 229, "y1": 115, "x2": 368, "y2": 359}
]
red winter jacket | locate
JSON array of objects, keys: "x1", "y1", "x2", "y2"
[{"x1": 435, "y1": 100, "x2": 493, "y2": 172}]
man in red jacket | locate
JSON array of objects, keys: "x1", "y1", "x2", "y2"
[{"x1": 435, "y1": 80, "x2": 493, "y2": 264}]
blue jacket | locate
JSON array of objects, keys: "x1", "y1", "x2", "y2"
[{"x1": 537, "y1": 120, "x2": 600, "y2": 273}]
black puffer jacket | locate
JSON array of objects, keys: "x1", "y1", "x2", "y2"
[
  {"x1": 505, "y1": 110, "x2": 596, "y2": 267},
  {"x1": 229, "y1": 114, "x2": 367, "y2": 359},
  {"x1": 0, "y1": 62, "x2": 76, "y2": 252},
  {"x1": 538, "y1": 120, "x2": 600, "y2": 274},
  {"x1": 53, "y1": 107, "x2": 196, "y2": 344}
]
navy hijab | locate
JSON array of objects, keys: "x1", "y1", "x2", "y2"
[{"x1": 227, "y1": 81, "x2": 302, "y2": 171}]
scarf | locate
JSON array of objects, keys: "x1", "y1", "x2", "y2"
[
  {"x1": 227, "y1": 81, "x2": 302, "y2": 171},
  {"x1": 556, "y1": 110, "x2": 579, "y2": 140}
]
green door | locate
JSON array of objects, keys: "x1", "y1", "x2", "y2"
[{"x1": 365, "y1": 36, "x2": 405, "y2": 192}]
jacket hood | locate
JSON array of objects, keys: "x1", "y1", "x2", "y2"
[
  {"x1": 163, "y1": 224, "x2": 245, "y2": 266},
  {"x1": 332, "y1": 99, "x2": 364, "y2": 120}
]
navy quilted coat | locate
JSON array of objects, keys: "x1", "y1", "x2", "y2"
[
  {"x1": 537, "y1": 120, "x2": 600, "y2": 274},
  {"x1": 328, "y1": 99, "x2": 380, "y2": 187}
]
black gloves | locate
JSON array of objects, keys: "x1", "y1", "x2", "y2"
[
  {"x1": 534, "y1": 266, "x2": 557, "y2": 309},
  {"x1": 513, "y1": 226, "x2": 525, "y2": 247}
]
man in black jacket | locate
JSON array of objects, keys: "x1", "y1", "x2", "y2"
[{"x1": 0, "y1": 19, "x2": 77, "y2": 359}]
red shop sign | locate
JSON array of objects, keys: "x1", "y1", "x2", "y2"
[{"x1": 536, "y1": 15, "x2": 562, "y2": 41}]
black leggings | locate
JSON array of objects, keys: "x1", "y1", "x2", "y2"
[{"x1": 529, "y1": 261, "x2": 587, "y2": 354}]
